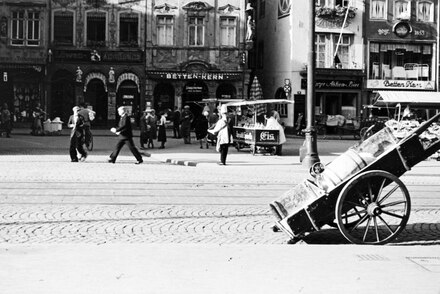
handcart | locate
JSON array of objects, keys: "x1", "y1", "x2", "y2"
[
  {"x1": 270, "y1": 113, "x2": 440, "y2": 245},
  {"x1": 225, "y1": 99, "x2": 293, "y2": 155}
]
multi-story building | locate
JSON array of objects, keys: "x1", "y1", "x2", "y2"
[
  {"x1": 365, "y1": 0, "x2": 438, "y2": 112},
  {"x1": 250, "y1": 0, "x2": 365, "y2": 130},
  {"x1": 0, "y1": 0, "x2": 50, "y2": 123},
  {"x1": 47, "y1": 0, "x2": 147, "y2": 125},
  {"x1": 145, "y1": 0, "x2": 249, "y2": 117}
]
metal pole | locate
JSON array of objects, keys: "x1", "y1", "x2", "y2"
[{"x1": 302, "y1": 0, "x2": 320, "y2": 168}]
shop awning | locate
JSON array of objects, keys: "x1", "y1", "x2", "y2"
[
  {"x1": 225, "y1": 99, "x2": 294, "y2": 107},
  {"x1": 374, "y1": 91, "x2": 440, "y2": 107}
]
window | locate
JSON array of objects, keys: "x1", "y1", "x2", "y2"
[
  {"x1": 394, "y1": 0, "x2": 410, "y2": 19},
  {"x1": 316, "y1": 33, "x2": 352, "y2": 68},
  {"x1": 157, "y1": 15, "x2": 174, "y2": 46},
  {"x1": 368, "y1": 43, "x2": 433, "y2": 81},
  {"x1": 417, "y1": 1, "x2": 433, "y2": 22},
  {"x1": 87, "y1": 11, "x2": 106, "y2": 47},
  {"x1": 11, "y1": 10, "x2": 40, "y2": 46},
  {"x1": 188, "y1": 17, "x2": 204, "y2": 46},
  {"x1": 371, "y1": 0, "x2": 387, "y2": 19},
  {"x1": 53, "y1": 11, "x2": 74, "y2": 45},
  {"x1": 220, "y1": 17, "x2": 236, "y2": 46},
  {"x1": 119, "y1": 13, "x2": 138, "y2": 47}
]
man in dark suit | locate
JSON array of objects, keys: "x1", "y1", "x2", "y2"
[{"x1": 108, "y1": 106, "x2": 143, "y2": 164}]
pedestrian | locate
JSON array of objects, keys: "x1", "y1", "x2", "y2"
[
  {"x1": 180, "y1": 105, "x2": 193, "y2": 144},
  {"x1": 78, "y1": 102, "x2": 96, "y2": 149},
  {"x1": 145, "y1": 109, "x2": 157, "y2": 148},
  {"x1": 68, "y1": 106, "x2": 87, "y2": 162},
  {"x1": 195, "y1": 111, "x2": 209, "y2": 149},
  {"x1": 172, "y1": 106, "x2": 181, "y2": 138},
  {"x1": 31, "y1": 102, "x2": 44, "y2": 136},
  {"x1": 1, "y1": 103, "x2": 12, "y2": 138},
  {"x1": 139, "y1": 108, "x2": 149, "y2": 149},
  {"x1": 157, "y1": 110, "x2": 168, "y2": 149},
  {"x1": 108, "y1": 106, "x2": 143, "y2": 164},
  {"x1": 208, "y1": 106, "x2": 232, "y2": 165}
]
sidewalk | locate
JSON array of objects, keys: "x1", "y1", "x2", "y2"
[{"x1": 1, "y1": 243, "x2": 439, "y2": 294}]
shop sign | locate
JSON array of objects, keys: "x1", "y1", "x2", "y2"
[
  {"x1": 185, "y1": 86, "x2": 203, "y2": 93},
  {"x1": 367, "y1": 79, "x2": 435, "y2": 90},
  {"x1": 53, "y1": 50, "x2": 142, "y2": 63},
  {"x1": 148, "y1": 71, "x2": 242, "y2": 81},
  {"x1": 301, "y1": 79, "x2": 361, "y2": 90}
]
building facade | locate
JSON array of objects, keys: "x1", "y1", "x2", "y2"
[
  {"x1": 250, "y1": 0, "x2": 365, "y2": 129},
  {"x1": 365, "y1": 0, "x2": 438, "y2": 107},
  {"x1": 0, "y1": 0, "x2": 50, "y2": 123},
  {"x1": 47, "y1": 0, "x2": 147, "y2": 125},
  {"x1": 145, "y1": 0, "x2": 250, "y2": 118}
]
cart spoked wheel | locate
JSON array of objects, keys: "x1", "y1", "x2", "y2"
[{"x1": 335, "y1": 170, "x2": 411, "y2": 245}]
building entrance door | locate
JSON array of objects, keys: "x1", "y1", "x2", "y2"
[{"x1": 85, "y1": 79, "x2": 108, "y2": 126}]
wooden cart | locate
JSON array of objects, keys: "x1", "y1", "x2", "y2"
[{"x1": 270, "y1": 113, "x2": 440, "y2": 245}]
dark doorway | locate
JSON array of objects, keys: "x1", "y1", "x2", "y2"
[
  {"x1": 85, "y1": 79, "x2": 108, "y2": 126},
  {"x1": 51, "y1": 70, "x2": 74, "y2": 123},
  {"x1": 153, "y1": 83, "x2": 175, "y2": 113},
  {"x1": 182, "y1": 81, "x2": 208, "y2": 119},
  {"x1": 216, "y1": 83, "x2": 236, "y2": 99},
  {"x1": 117, "y1": 80, "x2": 140, "y2": 124}
]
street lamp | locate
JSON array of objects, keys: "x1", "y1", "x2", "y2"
[{"x1": 302, "y1": 0, "x2": 320, "y2": 167}]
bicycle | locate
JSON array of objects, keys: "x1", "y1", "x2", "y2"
[{"x1": 84, "y1": 128, "x2": 93, "y2": 151}]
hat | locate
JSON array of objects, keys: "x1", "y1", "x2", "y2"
[
  {"x1": 220, "y1": 104, "x2": 228, "y2": 114},
  {"x1": 72, "y1": 106, "x2": 80, "y2": 112},
  {"x1": 144, "y1": 108, "x2": 152, "y2": 112},
  {"x1": 184, "y1": 105, "x2": 190, "y2": 109}
]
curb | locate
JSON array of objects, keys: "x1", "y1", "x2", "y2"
[
  {"x1": 165, "y1": 158, "x2": 197, "y2": 167},
  {"x1": 140, "y1": 151, "x2": 198, "y2": 166}
]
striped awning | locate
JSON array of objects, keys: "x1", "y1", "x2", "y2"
[{"x1": 374, "y1": 91, "x2": 440, "y2": 106}]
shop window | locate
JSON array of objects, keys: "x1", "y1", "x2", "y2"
[
  {"x1": 87, "y1": 11, "x2": 106, "y2": 47},
  {"x1": 119, "y1": 13, "x2": 138, "y2": 47},
  {"x1": 371, "y1": 0, "x2": 387, "y2": 19},
  {"x1": 220, "y1": 17, "x2": 236, "y2": 47},
  {"x1": 53, "y1": 10, "x2": 74, "y2": 46},
  {"x1": 157, "y1": 15, "x2": 174, "y2": 46},
  {"x1": 316, "y1": 33, "x2": 352, "y2": 69},
  {"x1": 417, "y1": 1, "x2": 433, "y2": 22},
  {"x1": 188, "y1": 17, "x2": 204, "y2": 46},
  {"x1": 11, "y1": 10, "x2": 40, "y2": 46},
  {"x1": 368, "y1": 43, "x2": 433, "y2": 81},
  {"x1": 341, "y1": 93, "x2": 357, "y2": 119},
  {"x1": 394, "y1": 0, "x2": 411, "y2": 19}
]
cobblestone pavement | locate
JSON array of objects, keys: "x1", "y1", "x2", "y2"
[
  {"x1": 0, "y1": 132, "x2": 439, "y2": 246},
  {"x1": 0, "y1": 204, "x2": 439, "y2": 245}
]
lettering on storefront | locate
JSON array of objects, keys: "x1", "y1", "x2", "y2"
[
  {"x1": 301, "y1": 79, "x2": 361, "y2": 90},
  {"x1": 148, "y1": 71, "x2": 242, "y2": 81},
  {"x1": 367, "y1": 79, "x2": 435, "y2": 90}
]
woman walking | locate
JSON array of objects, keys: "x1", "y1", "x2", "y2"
[
  {"x1": 195, "y1": 111, "x2": 209, "y2": 149},
  {"x1": 208, "y1": 107, "x2": 232, "y2": 165},
  {"x1": 157, "y1": 110, "x2": 168, "y2": 149},
  {"x1": 146, "y1": 109, "x2": 157, "y2": 148}
]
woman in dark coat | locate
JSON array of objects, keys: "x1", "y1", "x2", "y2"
[
  {"x1": 195, "y1": 111, "x2": 209, "y2": 149},
  {"x1": 145, "y1": 109, "x2": 157, "y2": 148},
  {"x1": 139, "y1": 109, "x2": 149, "y2": 149}
]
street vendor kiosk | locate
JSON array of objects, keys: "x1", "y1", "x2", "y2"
[{"x1": 225, "y1": 99, "x2": 294, "y2": 155}]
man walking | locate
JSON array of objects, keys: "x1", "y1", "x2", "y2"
[
  {"x1": 108, "y1": 106, "x2": 143, "y2": 164},
  {"x1": 68, "y1": 106, "x2": 87, "y2": 162},
  {"x1": 78, "y1": 102, "x2": 95, "y2": 149},
  {"x1": 172, "y1": 106, "x2": 181, "y2": 138}
]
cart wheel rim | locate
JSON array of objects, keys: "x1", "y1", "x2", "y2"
[{"x1": 335, "y1": 170, "x2": 411, "y2": 245}]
